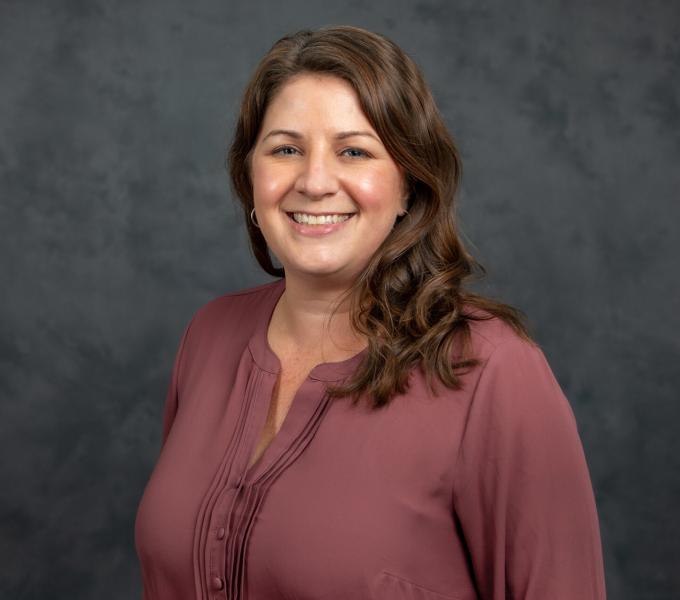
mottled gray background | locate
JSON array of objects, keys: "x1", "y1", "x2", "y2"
[{"x1": 1, "y1": 0, "x2": 678, "y2": 598}]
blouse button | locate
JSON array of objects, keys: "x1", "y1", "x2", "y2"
[
  {"x1": 211, "y1": 576, "x2": 224, "y2": 590},
  {"x1": 216, "y1": 527, "x2": 225, "y2": 540}
]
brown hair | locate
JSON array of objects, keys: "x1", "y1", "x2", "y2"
[{"x1": 228, "y1": 25, "x2": 534, "y2": 409}]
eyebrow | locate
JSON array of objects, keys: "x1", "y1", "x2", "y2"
[{"x1": 261, "y1": 129, "x2": 380, "y2": 142}]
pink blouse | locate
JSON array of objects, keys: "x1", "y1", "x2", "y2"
[{"x1": 134, "y1": 277, "x2": 607, "y2": 599}]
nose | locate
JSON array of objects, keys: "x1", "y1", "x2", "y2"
[{"x1": 294, "y1": 149, "x2": 340, "y2": 199}]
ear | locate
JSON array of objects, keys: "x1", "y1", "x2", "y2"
[{"x1": 398, "y1": 171, "x2": 411, "y2": 216}]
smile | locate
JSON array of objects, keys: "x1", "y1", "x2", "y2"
[{"x1": 287, "y1": 212, "x2": 355, "y2": 225}]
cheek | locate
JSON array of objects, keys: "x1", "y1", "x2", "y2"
[
  {"x1": 350, "y1": 169, "x2": 403, "y2": 211},
  {"x1": 252, "y1": 163, "x2": 290, "y2": 202}
]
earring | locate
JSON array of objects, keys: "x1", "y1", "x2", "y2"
[
  {"x1": 250, "y1": 207, "x2": 260, "y2": 229},
  {"x1": 400, "y1": 192, "x2": 411, "y2": 217}
]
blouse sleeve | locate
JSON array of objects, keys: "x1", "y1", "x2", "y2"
[
  {"x1": 451, "y1": 336, "x2": 607, "y2": 600},
  {"x1": 160, "y1": 317, "x2": 194, "y2": 449}
]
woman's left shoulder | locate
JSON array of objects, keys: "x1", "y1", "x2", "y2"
[
  {"x1": 458, "y1": 306, "x2": 575, "y2": 428},
  {"x1": 459, "y1": 304, "x2": 542, "y2": 364}
]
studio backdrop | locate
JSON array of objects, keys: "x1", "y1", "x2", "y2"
[{"x1": 0, "y1": 1, "x2": 678, "y2": 599}]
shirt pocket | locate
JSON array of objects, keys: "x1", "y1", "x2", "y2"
[{"x1": 373, "y1": 570, "x2": 465, "y2": 600}]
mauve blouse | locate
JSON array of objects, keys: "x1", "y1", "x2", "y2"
[{"x1": 134, "y1": 277, "x2": 607, "y2": 600}]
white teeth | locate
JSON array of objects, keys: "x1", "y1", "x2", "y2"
[{"x1": 292, "y1": 213, "x2": 352, "y2": 225}]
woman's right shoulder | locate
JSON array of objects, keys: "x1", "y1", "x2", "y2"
[{"x1": 180, "y1": 278, "x2": 283, "y2": 343}]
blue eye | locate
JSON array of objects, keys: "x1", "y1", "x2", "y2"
[
  {"x1": 342, "y1": 148, "x2": 369, "y2": 158},
  {"x1": 271, "y1": 146, "x2": 370, "y2": 158}
]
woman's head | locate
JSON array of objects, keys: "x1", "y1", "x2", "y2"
[
  {"x1": 228, "y1": 26, "x2": 531, "y2": 408},
  {"x1": 228, "y1": 25, "x2": 462, "y2": 279},
  {"x1": 247, "y1": 72, "x2": 410, "y2": 283}
]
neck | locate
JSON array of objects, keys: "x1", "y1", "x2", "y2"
[{"x1": 270, "y1": 273, "x2": 367, "y2": 360}]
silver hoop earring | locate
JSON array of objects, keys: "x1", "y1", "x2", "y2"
[{"x1": 250, "y1": 207, "x2": 260, "y2": 229}]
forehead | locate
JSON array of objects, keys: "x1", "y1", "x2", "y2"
[{"x1": 261, "y1": 73, "x2": 374, "y2": 131}]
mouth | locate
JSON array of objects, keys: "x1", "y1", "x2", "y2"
[{"x1": 285, "y1": 212, "x2": 356, "y2": 225}]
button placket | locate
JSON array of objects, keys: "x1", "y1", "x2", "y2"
[
  {"x1": 194, "y1": 365, "x2": 268, "y2": 600},
  {"x1": 208, "y1": 480, "x2": 250, "y2": 598},
  {"x1": 230, "y1": 483, "x2": 261, "y2": 600},
  {"x1": 225, "y1": 482, "x2": 254, "y2": 599}
]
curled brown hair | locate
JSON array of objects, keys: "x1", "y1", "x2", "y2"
[{"x1": 228, "y1": 25, "x2": 534, "y2": 409}]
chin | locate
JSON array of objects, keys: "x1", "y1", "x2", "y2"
[
  {"x1": 284, "y1": 261, "x2": 352, "y2": 278},
  {"x1": 301, "y1": 265, "x2": 346, "y2": 277}
]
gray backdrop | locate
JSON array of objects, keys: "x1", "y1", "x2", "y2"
[{"x1": 1, "y1": 1, "x2": 678, "y2": 599}]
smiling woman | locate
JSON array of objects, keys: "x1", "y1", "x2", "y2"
[
  {"x1": 134, "y1": 25, "x2": 607, "y2": 600},
  {"x1": 249, "y1": 73, "x2": 409, "y2": 283}
]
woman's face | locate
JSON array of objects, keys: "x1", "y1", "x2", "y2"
[{"x1": 250, "y1": 73, "x2": 408, "y2": 284}]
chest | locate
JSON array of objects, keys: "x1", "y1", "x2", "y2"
[
  {"x1": 137, "y1": 345, "x2": 470, "y2": 600},
  {"x1": 247, "y1": 364, "x2": 312, "y2": 469}
]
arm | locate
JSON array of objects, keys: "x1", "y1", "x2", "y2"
[{"x1": 452, "y1": 337, "x2": 607, "y2": 599}]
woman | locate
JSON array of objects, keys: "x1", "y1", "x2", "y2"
[{"x1": 135, "y1": 25, "x2": 607, "y2": 600}]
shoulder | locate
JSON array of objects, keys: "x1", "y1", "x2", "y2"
[
  {"x1": 181, "y1": 278, "x2": 283, "y2": 345},
  {"x1": 456, "y1": 305, "x2": 574, "y2": 429},
  {"x1": 194, "y1": 278, "x2": 281, "y2": 320},
  {"x1": 459, "y1": 303, "x2": 540, "y2": 363},
  {"x1": 456, "y1": 305, "x2": 567, "y2": 408}
]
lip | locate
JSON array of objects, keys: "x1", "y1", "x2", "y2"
[
  {"x1": 285, "y1": 211, "x2": 356, "y2": 237},
  {"x1": 285, "y1": 211, "x2": 356, "y2": 216}
]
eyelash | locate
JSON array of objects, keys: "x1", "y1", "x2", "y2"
[{"x1": 271, "y1": 146, "x2": 371, "y2": 159}]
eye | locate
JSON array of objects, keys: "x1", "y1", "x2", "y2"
[
  {"x1": 341, "y1": 147, "x2": 370, "y2": 159},
  {"x1": 272, "y1": 145, "x2": 300, "y2": 156}
]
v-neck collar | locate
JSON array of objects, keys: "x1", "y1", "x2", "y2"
[{"x1": 247, "y1": 278, "x2": 367, "y2": 382}]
